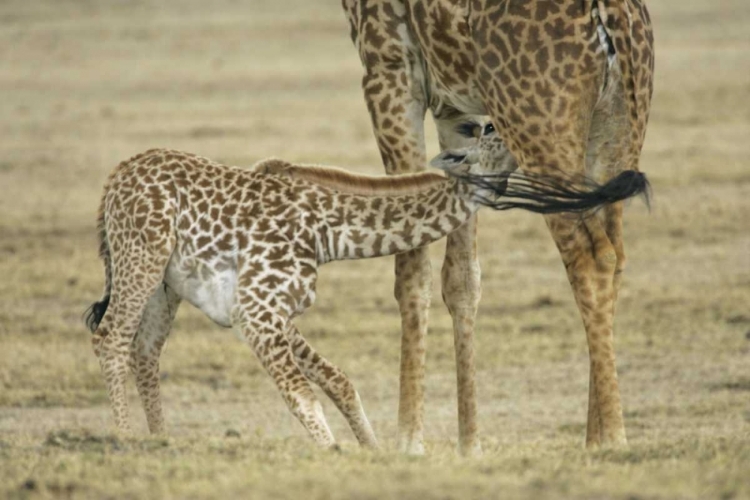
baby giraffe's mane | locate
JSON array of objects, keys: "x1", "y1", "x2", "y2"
[{"x1": 253, "y1": 158, "x2": 447, "y2": 197}]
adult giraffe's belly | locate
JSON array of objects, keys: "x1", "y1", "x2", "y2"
[{"x1": 406, "y1": 0, "x2": 486, "y2": 116}]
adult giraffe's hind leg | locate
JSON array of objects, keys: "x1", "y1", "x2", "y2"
[
  {"x1": 581, "y1": 71, "x2": 636, "y2": 445},
  {"x1": 352, "y1": 11, "x2": 432, "y2": 453},
  {"x1": 130, "y1": 284, "x2": 181, "y2": 434},
  {"x1": 467, "y1": 0, "x2": 644, "y2": 445},
  {"x1": 545, "y1": 213, "x2": 627, "y2": 447},
  {"x1": 441, "y1": 216, "x2": 482, "y2": 456},
  {"x1": 288, "y1": 325, "x2": 378, "y2": 448}
]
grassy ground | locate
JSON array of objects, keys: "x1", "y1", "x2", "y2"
[{"x1": 1, "y1": 0, "x2": 749, "y2": 498}]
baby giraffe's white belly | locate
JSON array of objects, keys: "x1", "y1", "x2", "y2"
[{"x1": 164, "y1": 254, "x2": 237, "y2": 328}]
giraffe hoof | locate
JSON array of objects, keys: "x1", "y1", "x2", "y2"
[
  {"x1": 602, "y1": 433, "x2": 628, "y2": 448},
  {"x1": 360, "y1": 439, "x2": 380, "y2": 450},
  {"x1": 328, "y1": 443, "x2": 342, "y2": 453},
  {"x1": 585, "y1": 439, "x2": 601, "y2": 450},
  {"x1": 586, "y1": 432, "x2": 627, "y2": 449},
  {"x1": 460, "y1": 440, "x2": 483, "y2": 458},
  {"x1": 398, "y1": 437, "x2": 425, "y2": 455}
]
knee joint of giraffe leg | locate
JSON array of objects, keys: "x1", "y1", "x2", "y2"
[
  {"x1": 338, "y1": 374, "x2": 356, "y2": 395},
  {"x1": 441, "y1": 288, "x2": 481, "y2": 317},
  {"x1": 326, "y1": 379, "x2": 357, "y2": 406},
  {"x1": 294, "y1": 394, "x2": 325, "y2": 420},
  {"x1": 441, "y1": 262, "x2": 481, "y2": 310},
  {"x1": 595, "y1": 248, "x2": 618, "y2": 273}
]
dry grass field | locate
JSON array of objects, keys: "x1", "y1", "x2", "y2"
[{"x1": 1, "y1": 0, "x2": 749, "y2": 498}]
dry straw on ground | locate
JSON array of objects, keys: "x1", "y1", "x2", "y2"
[{"x1": 0, "y1": 0, "x2": 749, "y2": 498}]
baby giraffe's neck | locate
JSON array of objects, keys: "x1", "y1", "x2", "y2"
[
  {"x1": 321, "y1": 176, "x2": 478, "y2": 262},
  {"x1": 271, "y1": 164, "x2": 479, "y2": 263}
]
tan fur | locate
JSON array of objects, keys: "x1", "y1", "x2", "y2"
[
  {"x1": 88, "y1": 146, "x2": 510, "y2": 448},
  {"x1": 343, "y1": 0, "x2": 655, "y2": 454},
  {"x1": 255, "y1": 159, "x2": 446, "y2": 196}
]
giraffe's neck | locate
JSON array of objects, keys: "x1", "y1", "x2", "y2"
[{"x1": 314, "y1": 176, "x2": 478, "y2": 263}]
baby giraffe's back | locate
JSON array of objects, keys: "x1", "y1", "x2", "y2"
[
  {"x1": 102, "y1": 149, "x2": 312, "y2": 327},
  {"x1": 89, "y1": 148, "x2": 377, "y2": 449}
]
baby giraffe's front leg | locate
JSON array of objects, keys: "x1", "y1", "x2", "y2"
[
  {"x1": 237, "y1": 309, "x2": 336, "y2": 448},
  {"x1": 288, "y1": 324, "x2": 378, "y2": 448}
]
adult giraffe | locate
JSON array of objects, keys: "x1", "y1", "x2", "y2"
[{"x1": 342, "y1": 0, "x2": 654, "y2": 455}]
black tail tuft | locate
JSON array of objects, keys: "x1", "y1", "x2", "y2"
[
  {"x1": 454, "y1": 168, "x2": 651, "y2": 215},
  {"x1": 84, "y1": 295, "x2": 110, "y2": 333}
]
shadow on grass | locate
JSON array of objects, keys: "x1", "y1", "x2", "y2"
[{"x1": 43, "y1": 429, "x2": 168, "y2": 453}]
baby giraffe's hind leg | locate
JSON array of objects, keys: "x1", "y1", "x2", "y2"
[
  {"x1": 93, "y1": 246, "x2": 173, "y2": 434},
  {"x1": 130, "y1": 284, "x2": 181, "y2": 434},
  {"x1": 237, "y1": 311, "x2": 336, "y2": 448},
  {"x1": 288, "y1": 324, "x2": 378, "y2": 448}
]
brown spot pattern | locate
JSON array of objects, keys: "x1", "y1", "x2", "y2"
[{"x1": 343, "y1": 0, "x2": 654, "y2": 453}]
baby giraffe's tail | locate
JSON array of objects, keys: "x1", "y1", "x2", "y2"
[{"x1": 84, "y1": 184, "x2": 112, "y2": 333}]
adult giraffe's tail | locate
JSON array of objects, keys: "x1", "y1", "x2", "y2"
[{"x1": 450, "y1": 167, "x2": 651, "y2": 215}]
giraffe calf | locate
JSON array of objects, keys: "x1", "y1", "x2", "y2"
[
  {"x1": 86, "y1": 149, "x2": 383, "y2": 448},
  {"x1": 85, "y1": 142, "x2": 648, "y2": 448}
]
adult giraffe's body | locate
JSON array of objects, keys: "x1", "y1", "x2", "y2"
[{"x1": 342, "y1": 0, "x2": 654, "y2": 454}]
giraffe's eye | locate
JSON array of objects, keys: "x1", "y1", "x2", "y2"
[{"x1": 483, "y1": 123, "x2": 495, "y2": 136}]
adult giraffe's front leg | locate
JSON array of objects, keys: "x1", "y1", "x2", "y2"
[
  {"x1": 546, "y1": 213, "x2": 627, "y2": 447},
  {"x1": 441, "y1": 216, "x2": 481, "y2": 456},
  {"x1": 352, "y1": 6, "x2": 431, "y2": 452},
  {"x1": 373, "y1": 83, "x2": 430, "y2": 453},
  {"x1": 434, "y1": 115, "x2": 483, "y2": 456}
]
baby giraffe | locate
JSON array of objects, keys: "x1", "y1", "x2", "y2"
[{"x1": 85, "y1": 126, "x2": 647, "y2": 448}]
